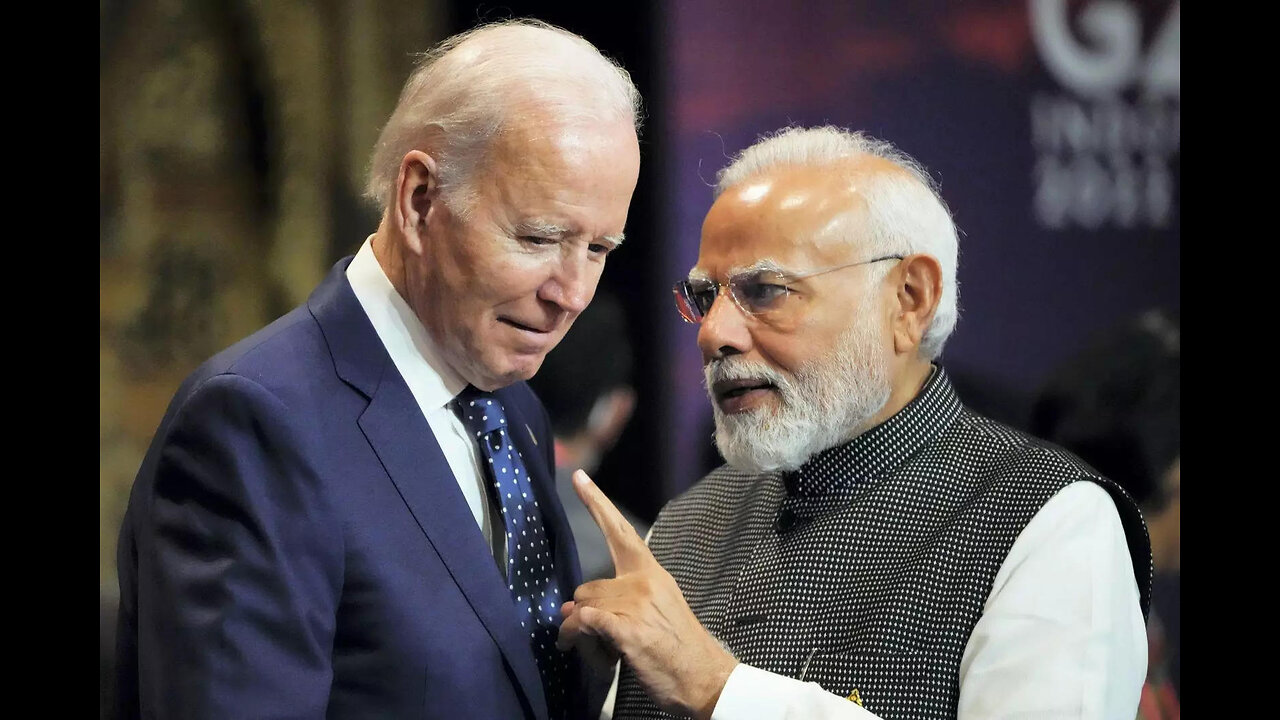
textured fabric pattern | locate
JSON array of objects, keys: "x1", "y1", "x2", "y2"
[
  {"x1": 456, "y1": 385, "x2": 570, "y2": 719},
  {"x1": 613, "y1": 367, "x2": 1152, "y2": 720}
]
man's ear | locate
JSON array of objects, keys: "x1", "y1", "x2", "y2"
[
  {"x1": 393, "y1": 150, "x2": 440, "y2": 254},
  {"x1": 892, "y1": 254, "x2": 943, "y2": 355}
]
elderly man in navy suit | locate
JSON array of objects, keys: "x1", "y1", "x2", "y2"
[{"x1": 114, "y1": 19, "x2": 642, "y2": 719}]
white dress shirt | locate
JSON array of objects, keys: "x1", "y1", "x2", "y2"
[
  {"x1": 602, "y1": 481, "x2": 1147, "y2": 719},
  {"x1": 345, "y1": 238, "x2": 496, "y2": 545}
]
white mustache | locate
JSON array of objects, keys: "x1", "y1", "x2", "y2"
[{"x1": 703, "y1": 358, "x2": 790, "y2": 395}]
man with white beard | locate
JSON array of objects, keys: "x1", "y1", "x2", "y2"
[{"x1": 556, "y1": 126, "x2": 1153, "y2": 720}]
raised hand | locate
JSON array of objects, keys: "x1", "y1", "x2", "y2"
[{"x1": 556, "y1": 470, "x2": 738, "y2": 720}]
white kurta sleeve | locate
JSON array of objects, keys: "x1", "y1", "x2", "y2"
[
  {"x1": 710, "y1": 663, "x2": 880, "y2": 719},
  {"x1": 957, "y1": 481, "x2": 1147, "y2": 718},
  {"x1": 600, "y1": 660, "x2": 875, "y2": 720}
]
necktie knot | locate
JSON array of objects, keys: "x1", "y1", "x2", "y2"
[{"x1": 455, "y1": 386, "x2": 508, "y2": 436}]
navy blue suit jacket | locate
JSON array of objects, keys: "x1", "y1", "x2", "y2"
[{"x1": 115, "y1": 257, "x2": 587, "y2": 719}]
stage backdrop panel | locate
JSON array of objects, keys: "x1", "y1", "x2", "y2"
[{"x1": 657, "y1": 0, "x2": 1179, "y2": 496}]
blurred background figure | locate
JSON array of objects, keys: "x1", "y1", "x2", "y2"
[
  {"x1": 1031, "y1": 308, "x2": 1180, "y2": 718},
  {"x1": 528, "y1": 292, "x2": 650, "y2": 582}
]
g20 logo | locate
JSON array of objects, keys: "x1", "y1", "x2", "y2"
[
  {"x1": 1031, "y1": 0, "x2": 1179, "y2": 98},
  {"x1": 1029, "y1": 0, "x2": 1178, "y2": 229}
]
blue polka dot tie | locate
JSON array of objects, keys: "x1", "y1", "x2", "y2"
[{"x1": 455, "y1": 385, "x2": 569, "y2": 719}]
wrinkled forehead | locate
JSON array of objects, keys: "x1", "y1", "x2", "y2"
[
  {"x1": 693, "y1": 163, "x2": 884, "y2": 279},
  {"x1": 487, "y1": 111, "x2": 639, "y2": 183},
  {"x1": 473, "y1": 113, "x2": 640, "y2": 233}
]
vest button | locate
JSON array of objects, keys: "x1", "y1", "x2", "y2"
[{"x1": 777, "y1": 508, "x2": 798, "y2": 532}]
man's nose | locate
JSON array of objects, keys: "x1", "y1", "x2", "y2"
[
  {"x1": 541, "y1": 250, "x2": 595, "y2": 314},
  {"x1": 697, "y1": 289, "x2": 752, "y2": 360}
]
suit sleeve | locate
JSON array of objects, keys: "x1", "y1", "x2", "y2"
[{"x1": 136, "y1": 373, "x2": 344, "y2": 719}]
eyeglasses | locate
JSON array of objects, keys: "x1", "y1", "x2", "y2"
[{"x1": 672, "y1": 254, "x2": 904, "y2": 324}]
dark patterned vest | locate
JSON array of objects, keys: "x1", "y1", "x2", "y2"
[{"x1": 613, "y1": 367, "x2": 1151, "y2": 719}]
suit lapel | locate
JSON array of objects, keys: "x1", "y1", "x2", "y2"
[
  {"x1": 309, "y1": 260, "x2": 548, "y2": 719},
  {"x1": 360, "y1": 374, "x2": 547, "y2": 719}
]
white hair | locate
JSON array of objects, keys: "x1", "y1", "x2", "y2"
[
  {"x1": 715, "y1": 126, "x2": 960, "y2": 360},
  {"x1": 363, "y1": 19, "x2": 642, "y2": 216}
]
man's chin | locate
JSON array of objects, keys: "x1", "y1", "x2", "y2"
[
  {"x1": 717, "y1": 446, "x2": 806, "y2": 475},
  {"x1": 464, "y1": 351, "x2": 548, "y2": 391},
  {"x1": 713, "y1": 420, "x2": 809, "y2": 475},
  {"x1": 461, "y1": 366, "x2": 527, "y2": 393},
  {"x1": 508, "y1": 353, "x2": 548, "y2": 383}
]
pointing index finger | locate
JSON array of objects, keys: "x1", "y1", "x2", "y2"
[{"x1": 572, "y1": 469, "x2": 646, "y2": 572}]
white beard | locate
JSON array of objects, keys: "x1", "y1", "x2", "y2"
[{"x1": 704, "y1": 313, "x2": 892, "y2": 474}]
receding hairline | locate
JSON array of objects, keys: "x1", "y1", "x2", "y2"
[
  {"x1": 716, "y1": 152, "x2": 920, "y2": 202},
  {"x1": 363, "y1": 18, "x2": 643, "y2": 213},
  {"x1": 701, "y1": 157, "x2": 898, "y2": 253},
  {"x1": 713, "y1": 126, "x2": 943, "y2": 201},
  {"x1": 442, "y1": 25, "x2": 637, "y2": 117},
  {"x1": 688, "y1": 156, "x2": 923, "y2": 285}
]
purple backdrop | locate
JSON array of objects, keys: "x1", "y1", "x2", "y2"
[{"x1": 657, "y1": 0, "x2": 1180, "y2": 497}]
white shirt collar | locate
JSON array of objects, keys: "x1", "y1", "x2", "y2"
[{"x1": 345, "y1": 236, "x2": 468, "y2": 409}]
